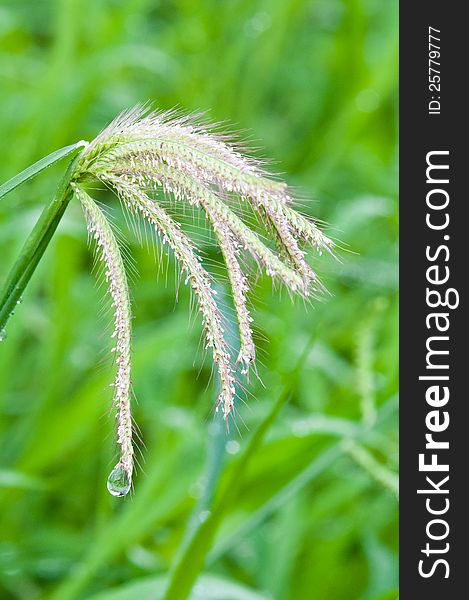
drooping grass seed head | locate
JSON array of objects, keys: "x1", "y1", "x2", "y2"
[{"x1": 71, "y1": 105, "x2": 334, "y2": 494}]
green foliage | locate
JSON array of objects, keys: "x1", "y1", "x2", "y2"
[
  {"x1": 0, "y1": 1, "x2": 397, "y2": 599},
  {"x1": 0, "y1": 142, "x2": 84, "y2": 201}
]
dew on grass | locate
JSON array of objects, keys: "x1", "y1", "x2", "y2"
[{"x1": 107, "y1": 463, "x2": 131, "y2": 497}]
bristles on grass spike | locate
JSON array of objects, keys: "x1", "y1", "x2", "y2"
[
  {"x1": 108, "y1": 176, "x2": 236, "y2": 418},
  {"x1": 71, "y1": 105, "x2": 334, "y2": 469},
  {"x1": 102, "y1": 157, "x2": 309, "y2": 294},
  {"x1": 210, "y1": 221, "x2": 255, "y2": 371},
  {"x1": 73, "y1": 184, "x2": 134, "y2": 481}
]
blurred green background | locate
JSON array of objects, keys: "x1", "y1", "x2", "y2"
[{"x1": 0, "y1": 1, "x2": 398, "y2": 599}]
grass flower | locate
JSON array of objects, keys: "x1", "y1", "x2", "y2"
[{"x1": 1, "y1": 105, "x2": 334, "y2": 495}]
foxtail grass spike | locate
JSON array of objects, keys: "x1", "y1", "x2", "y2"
[
  {"x1": 1, "y1": 105, "x2": 334, "y2": 495},
  {"x1": 74, "y1": 184, "x2": 134, "y2": 492}
]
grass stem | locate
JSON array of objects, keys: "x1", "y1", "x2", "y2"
[{"x1": 0, "y1": 155, "x2": 81, "y2": 332}]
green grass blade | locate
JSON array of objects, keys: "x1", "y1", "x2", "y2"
[
  {"x1": 161, "y1": 392, "x2": 289, "y2": 600},
  {"x1": 208, "y1": 397, "x2": 398, "y2": 564},
  {"x1": 209, "y1": 445, "x2": 342, "y2": 564},
  {"x1": 0, "y1": 153, "x2": 81, "y2": 331},
  {"x1": 0, "y1": 141, "x2": 86, "y2": 200},
  {"x1": 161, "y1": 340, "x2": 315, "y2": 600}
]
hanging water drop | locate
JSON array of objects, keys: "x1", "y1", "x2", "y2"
[
  {"x1": 0, "y1": 328, "x2": 7, "y2": 342},
  {"x1": 107, "y1": 462, "x2": 131, "y2": 497}
]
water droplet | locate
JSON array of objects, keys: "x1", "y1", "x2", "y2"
[
  {"x1": 107, "y1": 463, "x2": 131, "y2": 497},
  {"x1": 0, "y1": 328, "x2": 7, "y2": 342}
]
